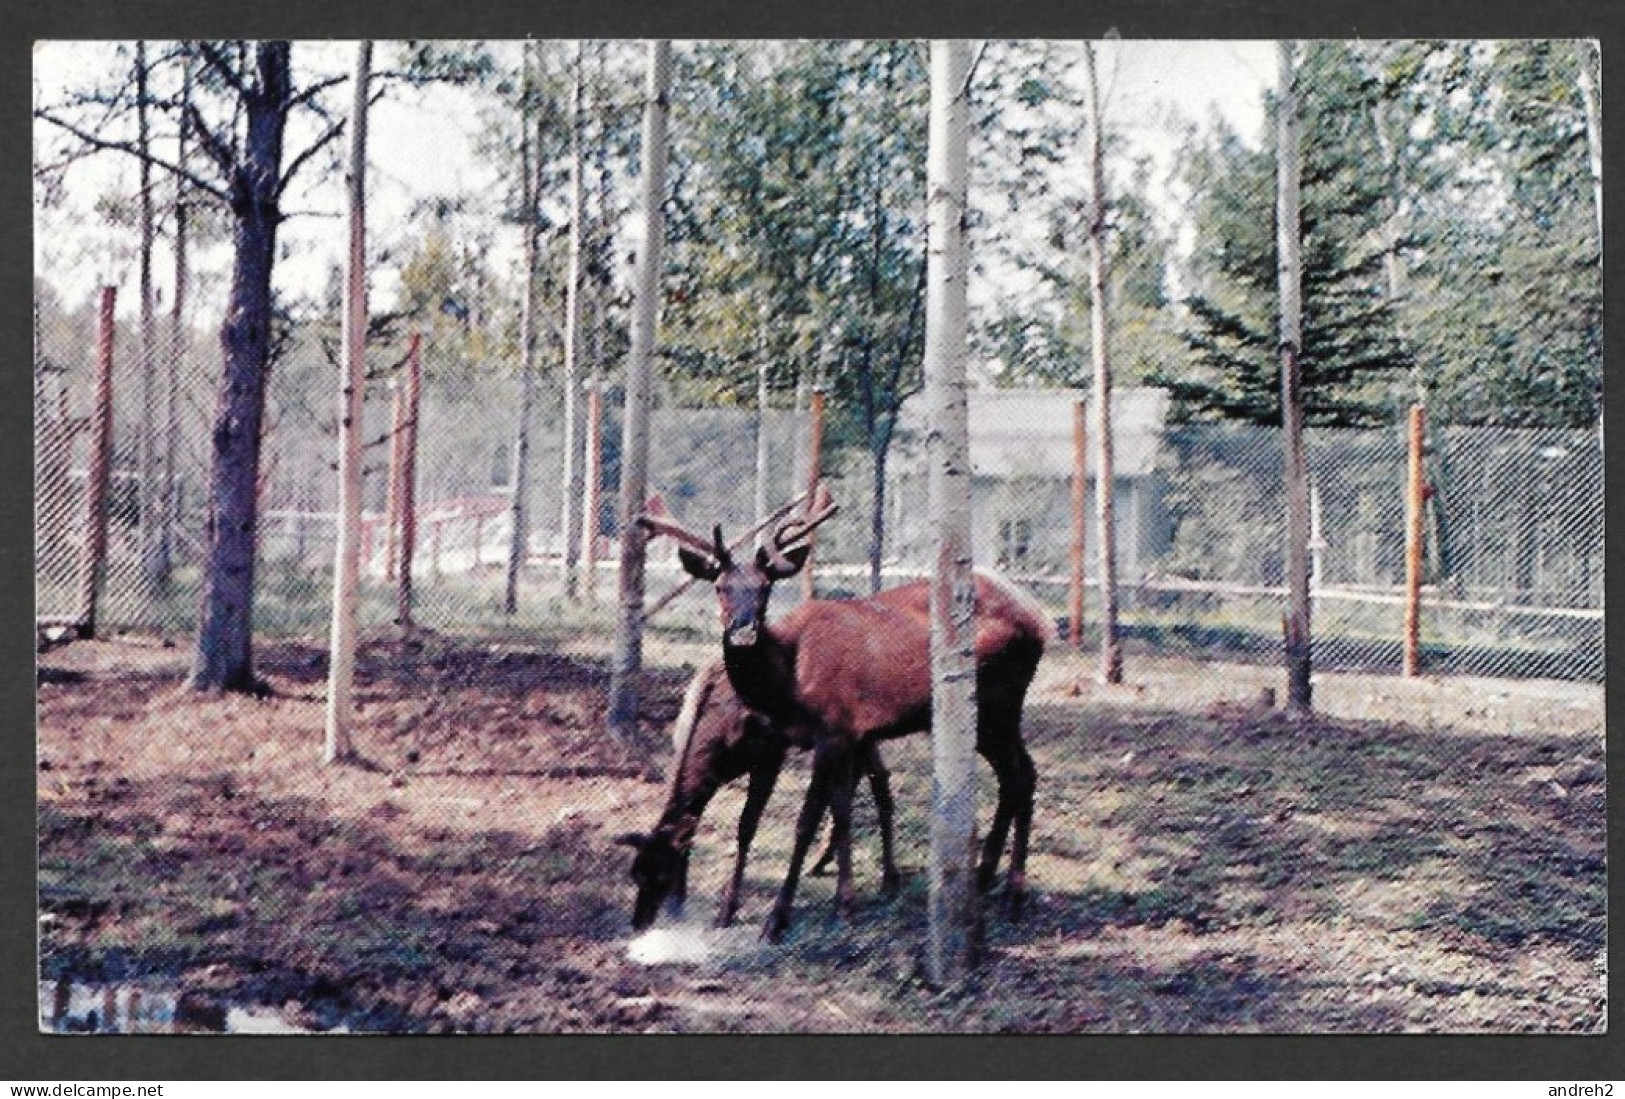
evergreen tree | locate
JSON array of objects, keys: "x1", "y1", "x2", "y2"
[{"x1": 1162, "y1": 42, "x2": 1412, "y2": 427}]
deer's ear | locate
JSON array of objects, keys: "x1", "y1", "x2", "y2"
[
  {"x1": 677, "y1": 546, "x2": 723, "y2": 581},
  {"x1": 758, "y1": 541, "x2": 811, "y2": 580}
]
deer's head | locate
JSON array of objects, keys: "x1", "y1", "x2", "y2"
[
  {"x1": 639, "y1": 488, "x2": 837, "y2": 649},
  {"x1": 617, "y1": 822, "x2": 694, "y2": 930}
]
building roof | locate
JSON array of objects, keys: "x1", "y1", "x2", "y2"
[{"x1": 899, "y1": 386, "x2": 1170, "y2": 479}]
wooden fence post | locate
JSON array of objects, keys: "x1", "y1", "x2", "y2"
[
  {"x1": 1403, "y1": 403, "x2": 1426, "y2": 677},
  {"x1": 384, "y1": 376, "x2": 405, "y2": 582},
  {"x1": 78, "y1": 285, "x2": 117, "y2": 638},
  {"x1": 1070, "y1": 397, "x2": 1087, "y2": 650},
  {"x1": 582, "y1": 378, "x2": 603, "y2": 601},
  {"x1": 396, "y1": 332, "x2": 421, "y2": 628},
  {"x1": 800, "y1": 387, "x2": 826, "y2": 602}
]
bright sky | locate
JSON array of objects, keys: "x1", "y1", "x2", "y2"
[{"x1": 32, "y1": 39, "x2": 1273, "y2": 326}]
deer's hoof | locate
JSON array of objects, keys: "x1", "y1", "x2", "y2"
[
  {"x1": 761, "y1": 909, "x2": 791, "y2": 943},
  {"x1": 881, "y1": 870, "x2": 902, "y2": 898},
  {"x1": 1005, "y1": 877, "x2": 1028, "y2": 922}
]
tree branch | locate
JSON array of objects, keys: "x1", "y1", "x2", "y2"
[
  {"x1": 289, "y1": 72, "x2": 352, "y2": 111},
  {"x1": 33, "y1": 107, "x2": 229, "y2": 203},
  {"x1": 278, "y1": 117, "x2": 348, "y2": 196},
  {"x1": 185, "y1": 102, "x2": 238, "y2": 179},
  {"x1": 194, "y1": 41, "x2": 250, "y2": 99}
]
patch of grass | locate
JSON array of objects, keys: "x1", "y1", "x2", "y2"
[{"x1": 1415, "y1": 852, "x2": 1605, "y2": 957}]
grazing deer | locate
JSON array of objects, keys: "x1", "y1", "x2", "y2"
[
  {"x1": 617, "y1": 662, "x2": 900, "y2": 931},
  {"x1": 640, "y1": 491, "x2": 1050, "y2": 941}
]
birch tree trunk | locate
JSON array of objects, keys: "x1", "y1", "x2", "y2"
[
  {"x1": 1575, "y1": 43, "x2": 1603, "y2": 451},
  {"x1": 1575, "y1": 43, "x2": 1602, "y2": 255},
  {"x1": 323, "y1": 40, "x2": 372, "y2": 763},
  {"x1": 1081, "y1": 42, "x2": 1122, "y2": 685},
  {"x1": 924, "y1": 38, "x2": 978, "y2": 986},
  {"x1": 607, "y1": 40, "x2": 673, "y2": 743},
  {"x1": 559, "y1": 39, "x2": 589, "y2": 600},
  {"x1": 135, "y1": 41, "x2": 161, "y2": 594},
  {"x1": 1277, "y1": 40, "x2": 1313, "y2": 712},
  {"x1": 504, "y1": 43, "x2": 543, "y2": 616},
  {"x1": 158, "y1": 46, "x2": 194, "y2": 590}
]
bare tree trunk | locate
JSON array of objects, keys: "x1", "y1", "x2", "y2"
[
  {"x1": 1081, "y1": 43, "x2": 1122, "y2": 685},
  {"x1": 559, "y1": 39, "x2": 589, "y2": 600},
  {"x1": 188, "y1": 42, "x2": 290, "y2": 694},
  {"x1": 1575, "y1": 43, "x2": 1602, "y2": 254},
  {"x1": 869, "y1": 438, "x2": 888, "y2": 595},
  {"x1": 135, "y1": 41, "x2": 161, "y2": 597},
  {"x1": 505, "y1": 43, "x2": 543, "y2": 616},
  {"x1": 1276, "y1": 40, "x2": 1313, "y2": 713},
  {"x1": 323, "y1": 40, "x2": 371, "y2": 763},
  {"x1": 924, "y1": 39, "x2": 978, "y2": 987},
  {"x1": 159, "y1": 47, "x2": 193, "y2": 590},
  {"x1": 1575, "y1": 43, "x2": 1603, "y2": 450},
  {"x1": 1369, "y1": 87, "x2": 1418, "y2": 402},
  {"x1": 607, "y1": 39, "x2": 673, "y2": 743}
]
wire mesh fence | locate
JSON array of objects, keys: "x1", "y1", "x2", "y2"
[{"x1": 33, "y1": 292, "x2": 1604, "y2": 688}]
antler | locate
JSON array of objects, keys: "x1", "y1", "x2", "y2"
[
  {"x1": 760, "y1": 482, "x2": 838, "y2": 571},
  {"x1": 636, "y1": 496, "x2": 723, "y2": 560}
]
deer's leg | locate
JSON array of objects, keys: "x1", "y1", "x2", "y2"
[
  {"x1": 810, "y1": 744, "x2": 882, "y2": 880},
  {"x1": 1004, "y1": 740, "x2": 1037, "y2": 921},
  {"x1": 718, "y1": 747, "x2": 784, "y2": 927},
  {"x1": 825, "y1": 743, "x2": 858, "y2": 921},
  {"x1": 809, "y1": 824, "x2": 837, "y2": 878},
  {"x1": 863, "y1": 744, "x2": 902, "y2": 897},
  {"x1": 762, "y1": 746, "x2": 837, "y2": 943},
  {"x1": 670, "y1": 850, "x2": 690, "y2": 916},
  {"x1": 976, "y1": 722, "x2": 1032, "y2": 898},
  {"x1": 978, "y1": 797, "x2": 1015, "y2": 894}
]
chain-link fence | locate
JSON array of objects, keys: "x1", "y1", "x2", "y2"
[{"x1": 34, "y1": 294, "x2": 1604, "y2": 687}]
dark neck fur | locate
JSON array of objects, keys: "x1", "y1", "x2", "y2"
[{"x1": 722, "y1": 626, "x2": 799, "y2": 723}]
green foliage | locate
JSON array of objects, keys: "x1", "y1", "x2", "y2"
[
  {"x1": 969, "y1": 44, "x2": 1183, "y2": 392},
  {"x1": 666, "y1": 40, "x2": 928, "y2": 428},
  {"x1": 1161, "y1": 40, "x2": 1599, "y2": 430},
  {"x1": 1163, "y1": 43, "x2": 1412, "y2": 428},
  {"x1": 1400, "y1": 41, "x2": 1601, "y2": 427}
]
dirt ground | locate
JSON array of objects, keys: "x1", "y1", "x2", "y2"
[{"x1": 36, "y1": 631, "x2": 1605, "y2": 1033}]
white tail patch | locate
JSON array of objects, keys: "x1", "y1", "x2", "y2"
[{"x1": 975, "y1": 567, "x2": 1058, "y2": 644}]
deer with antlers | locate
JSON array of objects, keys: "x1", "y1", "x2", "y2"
[{"x1": 639, "y1": 487, "x2": 1050, "y2": 941}]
